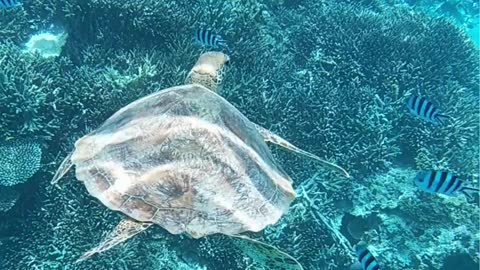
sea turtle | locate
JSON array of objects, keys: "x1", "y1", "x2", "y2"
[{"x1": 52, "y1": 51, "x2": 350, "y2": 269}]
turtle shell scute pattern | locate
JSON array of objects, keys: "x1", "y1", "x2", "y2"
[{"x1": 71, "y1": 84, "x2": 295, "y2": 238}]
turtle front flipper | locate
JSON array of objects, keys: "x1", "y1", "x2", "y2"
[
  {"x1": 255, "y1": 124, "x2": 350, "y2": 178},
  {"x1": 230, "y1": 234, "x2": 303, "y2": 270},
  {"x1": 51, "y1": 152, "x2": 74, "y2": 184},
  {"x1": 76, "y1": 219, "x2": 152, "y2": 263}
]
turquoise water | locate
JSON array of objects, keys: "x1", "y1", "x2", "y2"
[
  {"x1": 467, "y1": 23, "x2": 480, "y2": 47},
  {"x1": 0, "y1": 1, "x2": 479, "y2": 270}
]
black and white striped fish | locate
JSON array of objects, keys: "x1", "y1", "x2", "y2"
[
  {"x1": 194, "y1": 29, "x2": 228, "y2": 50},
  {"x1": 406, "y1": 95, "x2": 449, "y2": 125},
  {"x1": 0, "y1": 0, "x2": 21, "y2": 8},
  {"x1": 414, "y1": 170, "x2": 479, "y2": 200},
  {"x1": 355, "y1": 242, "x2": 380, "y2": 270}
]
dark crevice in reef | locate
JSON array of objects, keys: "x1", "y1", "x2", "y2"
[
  {"x1": 340, "y1": 212, "x2": 382, "y2": 244},
  {"x1": 441, "y1": 252, "x2": 477, "y2": 270}
]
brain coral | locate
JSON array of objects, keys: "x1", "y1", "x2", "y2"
[{"x1": 0, "y1": 139, "x2": 42, "y2": 186}]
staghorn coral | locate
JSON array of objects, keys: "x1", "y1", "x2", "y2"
[
  {"x1": 0, "y1": 0, "x2": 478, "y2": 269},
  {"x1": 258, "y1": 163, "x2": 357, "y2": 270},
  {"x1": 0, "y1": 7, "x2": 32, "y2": 43},
  {"x1": 0, "y1": 42, "x2": 69, "y2": 138},
  {"x1": 0, "y1": 171, "x2": 245, "y2": 270},
  {"x1": 0, "y1": 41, "x2": 185, "y2": 141},
  {"x1": 223, "y1": 1, "x2": 479, "y2": 178},
  {"x1": 1, "y1": 178, "x2": 144, "y2": 269},
  {"x1": 348, "y1": 167, "x2": 479, "y2": 269},
  {"x1": 4, "y1": 0, "x2": 477, "y2": 178},
  {"x1": 20, "y1": 0, "x2": 272, "y2": 66},
  {"x1": 406, "y1": 79, "x2": 480, "y2": 176},
  {"x1": 0, "y1": 1, "x2": 283, "y2": 268}
]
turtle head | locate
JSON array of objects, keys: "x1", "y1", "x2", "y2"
[{"x1": 185, "y1": 51, "x2": 230, "y2": 93}]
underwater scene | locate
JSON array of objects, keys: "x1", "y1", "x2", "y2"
[{"x1": 0, "y1": 0, "x2": 479, "y2": 269}]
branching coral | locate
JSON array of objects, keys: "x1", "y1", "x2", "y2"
[
  {"x1": 223, "y1": 2, "x2": 479, "y2": 178},
  {"x1": 406, "y1": 79, "x2": 479, "y2": 176},
  {"x1": 349, "y1": 167, "x2": 479, "y2": 269},
  {"x1": 0, "y1": 0, "x2": 477, "y2": 269},
  {"x1": 0, "y1": 42, "x2": 69, "y2": 138},
  {"x1": 0, "y1": 178, "x2": 144, "y2": 269},
  {"x1": 0, "y1": 7, "x2": 32, "y2": 43},
  {"x1": 0, "y1": 41, "x2": 188, "y2": 142}
]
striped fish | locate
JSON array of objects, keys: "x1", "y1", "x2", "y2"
[
  {"x1": 414, "y1": 170, "x2": 479, "y2": 200},
  {"x1": 194, "y1": 29, "x2": 228, "y2": 50},
  {"x1": 355, "y1": 242, "x2": 380, "y2": 270},
  {"x1": 406, "y1": 95, "x2": 449, "y2": 125},
  {"x1": 0, "y1": 0, "x2": 21, "y2": 8}
]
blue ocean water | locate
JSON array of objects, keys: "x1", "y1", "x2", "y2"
[
  {"x1": 467, "y1": 23, "x2": 480, "y2": 46},
  {"x1": 0, "y1": 1, "x2": 479, "y2": 270}
]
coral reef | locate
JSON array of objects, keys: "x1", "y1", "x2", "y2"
[
  {"x1": 2, "y1": 0, "x2": 476, "y2": 177},
  {"x1": 344, "y1": 167, "x2": 479, "y2": 269},
  {"x1": 0, "y1": 187, "x2": 20, "y2": 213},
  {"x1": 0, "y1": 0, "x2": 478, "y2": 269},
  {"x1": 0, "y1": 177, "x2": 212, "y2": 269},
  {"x1": 273, "y1": 2, "x2": 479, "y2": 177},
  {"x1": 0, "y1": 41, "x2": 185, "y2": 141},
  {"x1": 0, "y1": 139, "x2": 42, "y2": 186},
  {"x1": 0, "y1": 7, "x2": 32, "y2": 43}
]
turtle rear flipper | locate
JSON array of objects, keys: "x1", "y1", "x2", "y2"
[
  {"x1": 51, "y1": 152, "x2": 74, "y2": 184},
  {"x1": 230, "y1": 234, "x2": 303, "y2": 270},
  {"x1": 76, "y1": 219, "x2": 152, "y2": 263},
  {"x1": 255, "y1": 124, "x2": 350, "y2": 178}
]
